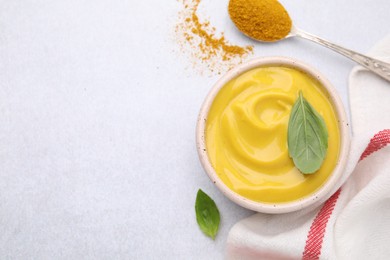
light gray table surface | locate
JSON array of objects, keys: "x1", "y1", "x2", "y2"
[{"x1": 0, "y1": 0, "x2": 389, "y2": 259}]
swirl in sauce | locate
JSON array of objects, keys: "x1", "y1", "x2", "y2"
[{"x1": 206, "y1": 67, "x2": 340, "y2": 203}]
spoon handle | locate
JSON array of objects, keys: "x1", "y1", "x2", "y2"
[{"x1": 294, "y1": 28, "x2": 390, "y2": 82}]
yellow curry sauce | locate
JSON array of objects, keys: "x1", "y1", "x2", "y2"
[{"x1": 206, "y1": 67, "x2": 340, "y2": 203}]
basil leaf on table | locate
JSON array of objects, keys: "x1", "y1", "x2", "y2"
[
  {"x1": 287, "y1": 91, "x2": 328, "y2": 174},
  {"x1": 195, "y1": 189, "x2": 220, "y2": 240}
]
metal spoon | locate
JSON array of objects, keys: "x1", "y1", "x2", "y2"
[{"x1": 249, "y1": 24, "x2": 390, "y2": 83}]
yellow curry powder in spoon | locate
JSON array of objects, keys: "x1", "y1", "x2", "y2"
[{"x1": 229, "y1": 0, "x2": 292, "y2": 42}]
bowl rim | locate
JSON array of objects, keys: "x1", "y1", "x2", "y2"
[{"x1": 196, "y1": 56, "x2": 351, "y2": 214}]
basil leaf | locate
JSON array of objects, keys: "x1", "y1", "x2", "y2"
[
  {"x1": 287, "y1": 91, "x2": 328, "y2": 174},
  {"x1": 195, "y1": 189, "x2": 220, "y2": 240}
]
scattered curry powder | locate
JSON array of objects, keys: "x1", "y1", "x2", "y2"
[
  {"x1": 175, "y1": 0, "x2": 253, "y2": 74},
  {"x1": 228, "y1": 0, "x2": 292, "y2": 42}
]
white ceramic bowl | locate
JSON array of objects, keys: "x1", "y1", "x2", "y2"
[{"x1": 196, "y1": 57, "x2": 350, "y2": 214}]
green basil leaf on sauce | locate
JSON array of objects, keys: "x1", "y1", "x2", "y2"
[
  {"x1": 287, "y1": 91, "x2": 328, "y2": 174},
  {"x1": 195, "y1": 189, "x2": 220, "y2": 240}
]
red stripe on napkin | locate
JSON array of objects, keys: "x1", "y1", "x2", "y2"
[
  {"x1": 360, "y1": 129, "x2": 390, "y2": 160},
  {"x1": 302, "y1": 129, "x2": 390, "y2": 260},
  {"x1": 302, "y1": 189, "x2": 341, "y2": 260}
]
